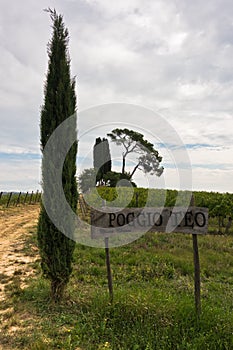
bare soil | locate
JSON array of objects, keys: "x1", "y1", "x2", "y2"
[{"x1": 0, "y1": 205, "x2": 40, "y2": 348}]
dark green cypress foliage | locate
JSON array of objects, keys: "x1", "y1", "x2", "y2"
[
  {"x1": 93, "y1": 137, "x2": 112, "y2": 185},
  {"x1": 37, "y1": 8, "x2": 77, "y2": 301},
  {"x1": 103, "y1": 138, "x2": 112, "y2": 176}
]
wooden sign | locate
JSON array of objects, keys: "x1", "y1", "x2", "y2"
[{"x1": 91, "y1": 206, "x2": 208, "y2": 238}]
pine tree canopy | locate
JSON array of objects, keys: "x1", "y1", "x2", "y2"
[{"x1": 107, "y1": 128, "x2": 164, "y2": 179}]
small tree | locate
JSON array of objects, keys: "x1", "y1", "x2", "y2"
[
  {"x1": 93, "y1": 137, "x2": 112, "y2": 185},
  {"x1": 37, "y1": 9, "x2": 77, "y2": 301},
  {"x1": 103, "y1": 171, "x2": 137, "y2": 187},
  {"x1": 107, "y1": 128, "x2": 164, "y2": 180},
  {"x1": 78, "y1": 168, "x2": 96, "y2": 192}
]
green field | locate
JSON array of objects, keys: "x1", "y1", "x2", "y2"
[{"x1": 1, "y1": 215, "x2": 233, "y2": 349}]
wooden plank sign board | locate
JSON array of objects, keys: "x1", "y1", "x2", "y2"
[{"x1": 91, "y1": 207, "x2": 208, "y2": 238}]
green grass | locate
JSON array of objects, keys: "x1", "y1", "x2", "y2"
[{"x1": 1, "y1": 228, "x2": 233, "y2": 350}]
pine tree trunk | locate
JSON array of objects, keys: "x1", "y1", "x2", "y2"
[
  {"x1": 129, "y1": 163, "x2": 140, "y2": 179},
  {"x1": 122, "y1": 155, "x2": 126, "y2": 175}
]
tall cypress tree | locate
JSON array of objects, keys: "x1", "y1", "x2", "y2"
[
  {"x1": 102, "y1": 138, "x2": 112, "y2": 176},
  {"x1": 37, "y1": 8, "x2": 78, "y2": 301},
  {"x1": 93, "y1": 137, "x2": 111, "y2": 185}
]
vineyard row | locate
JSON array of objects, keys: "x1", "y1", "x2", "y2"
[{"x1": 0, "y1": 190, "x2": 42, "y2": 208}]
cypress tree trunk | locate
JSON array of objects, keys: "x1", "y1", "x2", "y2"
[
  {"x1": 129, "y1": 163, "x2": 140, "y2": 179},
  {"x1": 37, "y1": 9, "x2": 78, "y2": 302}
]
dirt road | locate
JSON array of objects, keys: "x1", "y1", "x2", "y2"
[{"x1": 0, "y1": 205, "x2": 40, "y2": 303}]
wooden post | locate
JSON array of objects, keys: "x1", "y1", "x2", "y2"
[
  {"x1": 191, "y1": 194, "x2": 201, "y2": 317},
  {"x1": 105, "y1": 237, "x2": 113, "y2": 303},
  {"x1": 225, "y1": 217, "x2": 232, "y2": 234},
  {"x1": 29, "y1": 191, "x2": 34, "y2": 204},
  {"x1": 15, "y1": 192, "x2": 22, "y2": 206},
  {"x1": 6, "y1": 192, "x2": 13, "y2": 208},
  {"x1": 193, "y1": 234, "x2": 201, "y2": 316},
  {"x1": 34, "y1": 190, "x2": 39, "y2": 203},
  {"x1": 24, "y1": 192, "x2": 28, "y2": 204}
]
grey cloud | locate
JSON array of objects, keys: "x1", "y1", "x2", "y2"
[{"x1": 0, "y1": 0, "x2": 233, "y2": 192}]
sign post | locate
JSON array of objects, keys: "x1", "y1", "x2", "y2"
[
  {"x1": 190, "y1": 195, "x2": 201, "y2": 317},
  {"x1": 104, "y1": 237, "x2": 113, "y2": 303},
  {"x1": 91, "y1": 207, "x2": 208, "y2": 237},
  {"x1": 192, "y1": 234, "x2": 201, "y2": 316},
  {"x1": 91, "y1": 203, "x2": 208, "y2": 311}
]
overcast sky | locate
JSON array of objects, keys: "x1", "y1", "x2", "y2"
[{"x1": 0, "y1": 0, "x2": 233, "y2": 193}]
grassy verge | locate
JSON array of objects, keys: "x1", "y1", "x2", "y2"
[{"x1": 1, "y1": 228, "x2": 233, "y2": 349}]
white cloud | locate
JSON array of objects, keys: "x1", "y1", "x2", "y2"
[
  {"x1": 0, "y1": 158, "x2": 41, "y2": 192},
  {"x1": 0, "y1": 46, "x2": 42, "y2": 108}
]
